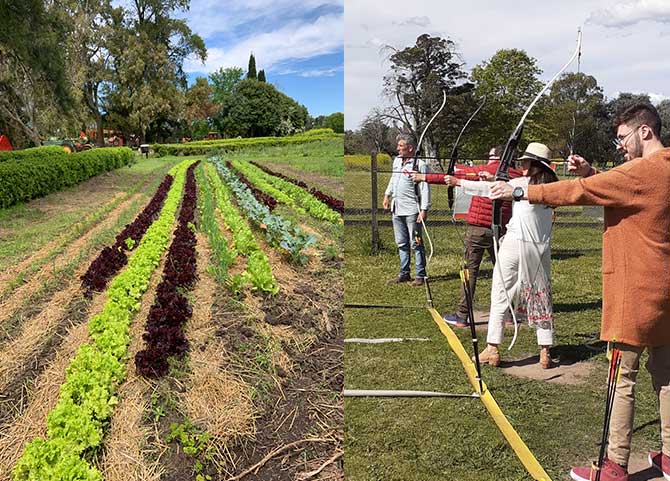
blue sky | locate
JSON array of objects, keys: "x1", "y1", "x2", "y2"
[{"x1": 181, "y1": 0, "x2": 343, "y2": 117}]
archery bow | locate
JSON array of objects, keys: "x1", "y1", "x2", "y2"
[
  {"x1": 492, "y1": 28, "x2": 583, "y2": 350},
  {"x1": 447, "y1": 95, "x2": 487, "y2": 210},
  {"x1": 569, "y1": 27, "x2": 583, "y2": 157},
  {"x1": 412, "y1": 90, "x2": 447, "y2": 267}
]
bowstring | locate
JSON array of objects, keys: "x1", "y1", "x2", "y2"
[{"x1": 495, "y1": 27, "x2": 583, "y2": 351}]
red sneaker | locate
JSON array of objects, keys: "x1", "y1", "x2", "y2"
[
  {"x1": 570, "y1": 458, "x2": 628, "y2": 481},
  {"x1": 649, "y1": 451, "x2": 670, "y2": 480}
]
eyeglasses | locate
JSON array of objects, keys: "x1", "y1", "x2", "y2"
[{"x1": 612, "y1": 125, "x2": 641, "y2": 150}]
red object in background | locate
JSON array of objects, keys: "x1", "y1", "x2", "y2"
[
  {"x1": 80, "y1": 131, "x2": 87, "y2": 138},
  {"x1": 0, "y1": 135, "x2": 13, "y2": 151}
]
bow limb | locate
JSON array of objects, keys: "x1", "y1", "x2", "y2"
[
  {"x1": 492, "y1": 28, "x2": 582, "y2": 351},
  {"x1": 447, "y1": 95, "x2": 487, "y2": 209},
  {"x1": 415, "y1": 90, "x2": 447, "y2": 158},
  {"x1": 411, "y1": 90, "x2": 446, "y2": 269},
  {"x1": 569, "y1": 27, "x2": 583, "y2": 156}
]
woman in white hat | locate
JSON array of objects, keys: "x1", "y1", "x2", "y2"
[{"x1": 443, "y1": 142, "x2": 559, "y2": 368}]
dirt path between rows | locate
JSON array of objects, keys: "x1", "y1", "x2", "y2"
[
  {"x1": 0, "y1": 289, "x2": 107, "y2": 480},
  {"x1": 0, "y1": 192, "x2": 145, "y2": 327},
  {"x1": 220, "y1": 235, "x2": 343, "y2": 480},
  {"x1": 0, "y1": 194, "x2": 147, "y2": 375},
  {"x1": 0, "y1": 192, "x2": 126, "y2": 289}
]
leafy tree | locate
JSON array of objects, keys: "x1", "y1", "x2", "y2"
[
  {"x1": 209, "y1": 67, "x2": 244, "y2": 104},
  {"x1": 545, "y1": 72, "x2": 609, "y2": 162},
  {"x1": 104, "y1": 0, "x2": 206, "y2": 142},
  {"x1": 182, "y1": 77, "x2": 216, "y2": 139},
  {"x1": 61, "y1": 0, "x2": 116, "y2": 146},
  {"x1": 214, "y1": 79, "x2": 307, "y2": 137},
  {"x1": 657, "y1": 99, "x2": 670, "y2": 146},
  {"x1": 185, "y1": 77, "x2": 216, "y2": 122},
  {"x1": 471, "y1": 49, "x2": 544, "y2": 154},
  {"x1": 323, "y1": 112, "x2": 344, "y2": 133},
  {"x1": 344, "y1": 129, "x2": 366, "y2": 154},
  {"x1": 0, "y1": 0, "x2": 71, "y2": 147},
  {"x1": 307, "y1": 115, "x2": 326, "y2": 130},
  {"x1": 382, "y1": 34, "x2": 470, "y2": 157},
  {"x1": 258, "y1": 69, "x2": 266, "y2": 82},
  {"x1": 247, "y1": 53, "x2": 257, "y2": 80}
]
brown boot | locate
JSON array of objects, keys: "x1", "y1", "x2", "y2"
[
  {"x1": 473, "y1": 345, "x2": 500, "y2": 367},
  {"x1": 539, "y1": 347, "x2": 553, "y2": 369}
]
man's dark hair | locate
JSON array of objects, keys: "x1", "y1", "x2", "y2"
[{"x1": 615, "y1": 103, "x2": 662, "y2": 138}]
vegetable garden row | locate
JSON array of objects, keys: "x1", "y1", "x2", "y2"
[
  {"x1": 152, "y1": 129, "x2": 343, "y2": 157},
  {"x1": 0, "y1": 154, "x2": 343, "y2": 481}
]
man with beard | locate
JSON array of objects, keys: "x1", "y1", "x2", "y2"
[{"x1": 490, "y1": 103, "x2": 670, "y2": 481}]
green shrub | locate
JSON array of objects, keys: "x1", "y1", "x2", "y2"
[
  {"x1": 0, "y1": 147, "x2": 134, "y2": 208},
  {"x1": 301, "y1": 128, "x2": 335, "y2": 136},
  {"x1": 0, "y1": 145, "x2": 67, "y2": 163},
  {"x1": 151, "y1": 132, "x2": 343, "y2": 157}
]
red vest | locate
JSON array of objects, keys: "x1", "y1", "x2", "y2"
[{"x1": 425, "y1": 161, "x2": 522, "y2": 228}]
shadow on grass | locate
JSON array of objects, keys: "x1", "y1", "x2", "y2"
[
  {"x1": 551, "y1": 342, "x2": 606, "y2": 364},
  {"x1": 629, "y1": 467, "x2": 663, "y2": 481},
  {"x1": 500, "y1": 342, "x2": 605, "y2": 370},
  {"x1": 428, "y1": 268, "x2": 493, "y2": 283},
  {"x1": 551, "y1": 250, "x2": 586, "y2": 260},
  {"x1": 554, "y1": 300, "x2": 602, "y2": 313}
]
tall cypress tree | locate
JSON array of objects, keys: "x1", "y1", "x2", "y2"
[
  {"x1": 258, "y1": 69, "x2": 266, "y2": 82},
  {"x1": 247, "y1": 53, "x2": 257, "y2": 79}
]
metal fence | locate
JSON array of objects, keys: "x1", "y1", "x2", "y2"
[{"x1": 345, "y1": 153, "x2": 604, "y2": 254}]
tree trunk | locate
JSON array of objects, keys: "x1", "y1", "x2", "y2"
[
  {"x1": 0, "y1": 103, "x2": 42, "y2": 147},
  {"x1": 95, "y1": 112, "x2": 104, "y2": 147}
]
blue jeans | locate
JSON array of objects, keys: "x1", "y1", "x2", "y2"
[{"x1": 392, "y1": 213, "x2": 427, "y2": 278}]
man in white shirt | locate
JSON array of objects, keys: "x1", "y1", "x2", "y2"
[{"x1": 383, "y1": 134, "x2": 431, "y2": 286}]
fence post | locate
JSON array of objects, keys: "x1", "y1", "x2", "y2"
[{"x1": 371, "y1": 151, "x2": 379, "y2": 253}]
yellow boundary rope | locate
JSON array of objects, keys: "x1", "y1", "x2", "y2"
[{"x1": 428, "y1": 307, "x2": 552, "y2": 481}]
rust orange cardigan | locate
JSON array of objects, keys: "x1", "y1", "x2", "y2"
[{"x1": 528, "y1": 148, "x2": 670, "y2": 347}]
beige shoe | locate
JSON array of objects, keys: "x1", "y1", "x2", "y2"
[
  {"x1": 540, "y1": 347, "x2": 553, "y2": 369},
  {"x1": 474, "y1": 345, "x2": 500, "y2": 367}
]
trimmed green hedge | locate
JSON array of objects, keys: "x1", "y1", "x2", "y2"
[
  {"x1": 152, "y1": 132, "x2": 343, "y2": 157},
  {"x1": 0, "y1": 147, "x2": 135, "y2": 208},
  {"x1": 0, "y1": 145, "x2": 67, "y2": 163}
]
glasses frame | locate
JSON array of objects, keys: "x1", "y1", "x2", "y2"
[{"x1": 613, "y1": 125, "x2": 642, "y2": 150}]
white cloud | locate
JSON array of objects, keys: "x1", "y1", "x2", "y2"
[
  {"x1": 344, "y1": 0, "x2": 670, "y2": 129},
  {"x1": 184, "y1": 13, "x2": 343, "y2": 74},
  {"x1": 393, "y1": 16, "x2": 431, "y2": 27},
  {"x1": 587, "y1": 0, "x2": 670, "y2": 27},
  {"x1": 275, "y1": 65, "x2": 343, "y2": 77},
  {"x1": 185, "y1": 0, "x2": 343, "y2": 38},
  {"x1": 300, "y1": 66, "x2": 344, "y2": 77}
]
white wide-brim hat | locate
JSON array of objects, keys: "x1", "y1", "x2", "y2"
[{"x1": 518, "y1": 142, "x2": 552, "y2": 170}]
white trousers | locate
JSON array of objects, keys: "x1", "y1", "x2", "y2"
[{"x1": 485, "y1": 236, "x2": 554, "y2": 346}]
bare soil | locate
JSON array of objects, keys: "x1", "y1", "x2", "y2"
[
  {"x1": 211, "y1": 237, "x2": 343, "y2": 480},
  {"x1": 499, "y1": 355, "x2": 596, "y2": 385}
]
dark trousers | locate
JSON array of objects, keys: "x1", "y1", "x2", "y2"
[{"x1": 456, "y1": 224, "x2": 497, "y2": 319}]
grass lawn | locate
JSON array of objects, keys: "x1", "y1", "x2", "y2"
[
  {"x1": 344, "y1": 222, "x2": 662, "y2": 481},
  {"x1": 345, "y1": 170, "x2": 602, "y2": 224},
  {"x1": 216, "y1": 138, "x2": 343, "y2": 177}
]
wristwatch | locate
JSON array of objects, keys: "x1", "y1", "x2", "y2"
[{"x1": 512, "y1": 186, "x2": 524, "y2": 202}]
